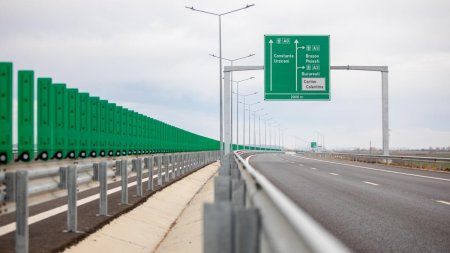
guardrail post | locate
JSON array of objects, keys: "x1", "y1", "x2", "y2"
[
  {"x1": 157, "y1": 155, "x2": 162, "y2": 186},
  {"x1": 177, "y1": 154, "x2": 181, "y2": 177},
  {"x1": 144, "y1": 157, "x2": 154, "y2": 191},
  {"x1": 165, "y1": 155, "x2": 170, "y2": 183},
  {"x1": 231, "y1": 179, "x2": 246, "y2": 207},
  {"x1": 134, "y1": 158, "x2": 143, "y2": 197},
  {"x1": 58, "y1": 167, "x2": 67, "y2": 189},
  {"x1": 93, "y1": 163, "x2": 99, "y2": 181},
  {"x1": 66, "y1": 165, "x2": 78, "y2": 232},
  {"x1": 174, "y1": 154, "x2": 178, "y2": 178},
  {"x1": 204, "y1": 202, "x2": 233, "y2": 253},
  {"x1": 215, "y1": 176, "x2": 231, "y2": 202},
  {"x1": 5, "y1": 172, "x2": 15, "y2": 201},
  {"x1": 98, "y1": 162, "x2": 108, "y2": 216},
  {"x1": 120, "y1": 160, "x2": 128, "y2": 204},
  {"x1": 176, "y1": 154, "x2": 181, "y2": 177},
  {"x1": 115, "y1": 161, "x2": 121, "y2": 176},
  {"x1": 168, "y1": 154, "x2": 173, "y2": 180},
  {"x1": 15, "y1": 170, "x2": 28, "y2": 253},
  {"x1": 181, "y1": 153, "x2": 187, "y2": 175},
  {"x1": 234, "y1": 208, "x2": 260, "y2": 253},
  {"x1": 231, "y1": 162, "x2": 240, "y2": 180}
]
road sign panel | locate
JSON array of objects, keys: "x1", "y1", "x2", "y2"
[
  {"x1": 264, "y1": 35, "x2": 330, "y2": 100},
  {"x1": 311, "y1": 142, "x2": 317, "y2": 149}
]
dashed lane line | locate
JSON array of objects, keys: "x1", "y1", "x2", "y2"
[
  {"x1": 329, "y1": 173, "x2": 339, "y2": 176},
  {"x1": 436, "y1": 200, "x2": 450, "y2": 206},
  {"x1": 297, "y1": 156, "x2": 450, "y2": 182},
  {"x1": 363, "y1": 181, "x2": 379, "y2": 186}
]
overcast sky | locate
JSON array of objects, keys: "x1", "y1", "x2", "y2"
[{"x1": 1, "y1": 0, "x2": 450, "y2": 150}]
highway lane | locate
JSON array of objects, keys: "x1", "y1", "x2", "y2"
[{"x1": 248, "y1": 153, "x2": 450, "y2": 253}]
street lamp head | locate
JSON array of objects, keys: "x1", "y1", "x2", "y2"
[{"x1": 246, "y1": 4, "x2": 255, "y2": 8}]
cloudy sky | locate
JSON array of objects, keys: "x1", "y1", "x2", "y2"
[{"x1": 1, "y1": 0, "x2": 449, "y2": 150}]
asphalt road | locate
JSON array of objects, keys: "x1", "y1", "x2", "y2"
[{"x1": 249, "y1": 153, "x2": 450, "y2": 253}]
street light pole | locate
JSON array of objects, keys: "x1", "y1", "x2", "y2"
[
  {"x1": 210, "y1": 55, "x2": 254, "y2": 149},
  {"x1": 263, "y1": 117, "x2": 272, "y2": 149},
  {"x1": 232, "y1": 77, "x2": 254, "y2": 147},
  {"x1": 251, "y1": 108, "x2": 263, "y2": 148},
  {"x1": 258, "y1": 113, "x2": 268, "y2": 148},
  {"x1": 238, "y1": 92, "x2": 257, "y2": 150},
  {"x1": 247, "y1": 102, "x2": 260, "y2": 149},
  {"x1": 186, "y1": 4, "x2": 255, "y2": 158}
]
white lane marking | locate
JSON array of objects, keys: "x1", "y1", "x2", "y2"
[
  {"x1": 298, "y1": 156, "x2": 450, "y2": 182},
  {"x1": 291, "y1": 162, "x2": 296, "y2": 164},
  {"x1": 246, "y1": 155, "x2": 256, "y2": 163},
  {"x1": 436, "y1": 200, "x2": 450, "y2": 206},
  {"x1": 298, "y1": 164, "x2": 304, "y2": 166},
  {"x1": 329, "y1": 173, "x2": 339, "y2": 176},
  {"x1": 363, "y1": 181, "x2": 379, "y2": 186},
  {"x1": 311, "y1": 167, "x2": 317, "y2": 170}
]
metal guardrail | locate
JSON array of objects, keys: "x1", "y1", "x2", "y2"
[
  {"x1": 203, "y1": 151, "x2": 351, "y2": 253},
  {"x1": 306, "y1": 152, "x2": 450, "y2": 170},
  {"x1": 1, "y1": 150, "x2": 219, "y2": 253}
]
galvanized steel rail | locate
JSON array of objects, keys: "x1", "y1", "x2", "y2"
[
  {"x1": 1, "y1": 150, "x2": 219, "y2": 253},
  {"x1": 233, "y1": 151, "x2": 351, "y2": 253}
]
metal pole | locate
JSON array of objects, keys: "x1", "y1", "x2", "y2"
[
  {"x1": 219, "y1": 15, "x2": 223, "y2": 159},
  {"x1": 134, "y1": 159, "x2": 143, "y2": 197},
  {"x1": 382, "y1": 71, "x2": 389, "y2": 156},
  {"x1": 264, "y1": 120, "x2": 267, "y2": 149},
  {"x1": 230, "y1": 61, "x2": 233, "y2": 151},
  {"x1": 120, "y1": 160, "x2": 128, "y2": 204},
  {"x1": 66, "y1": 166, "x2": 77, "y2": 232},
  {"x1": 15, "y1": 170, "x2": 28, "y2": 253},
  {"x1": 248, "y1": 104, "x2": 251, "y2": 149},
  {"x1": 243, "y1": 97, "x2": 246, "y2": 149},
  {"x1": 98, "y1": 162, "x2": 108, "y2": 216},
  {"x1": 269, "y1": 123, "x2": 271, "y2": 148},
  {"x1": 259, "y1": 115, "x2": 261, "y2": 148},
  {"x1": 145, "y1": 157, "x2": 154, "y2": 191},
  {"x1": 157, "y1": 156, "x2": 162, "y2": 186},
  {"x1": 279, "y1": 128, "x2": 281, "y2": 148},
  {"x1": 236, "y1": 82, "x2": 239, "y2": 148},
  {"x1": 253, "y1": 112, "x2": 256, "y2": 147},
  {"x1": 224, "y1": 71, "x2": 231, "y2": 155}
]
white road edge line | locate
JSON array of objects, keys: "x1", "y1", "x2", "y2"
[
  {"x1": 436, "y1": 200, "x2": 450, "y2": 206},
  {"x1": 363, "y1": 181, "x2": 379, "y2": 186},
  {"x1": 311, "y1": 167, "x2": 317, "y2": 170},
  {"x1": 298, "y1": 156, "x2": 450, "y2": 182},
  {"x1": 329, "y1": 173, "x2": 339, "y2": 176}
]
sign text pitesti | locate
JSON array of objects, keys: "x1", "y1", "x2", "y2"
[{"x1": 264, "y1": 35, "x2": 330, "y2": 100}]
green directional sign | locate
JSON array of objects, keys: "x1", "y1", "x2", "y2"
[
  {"x1": 311, "y1": 142, "x2": 317, "y2": 149},
  {"x1": 264, "y1": 35, "x2": 330, "y2": 100}
]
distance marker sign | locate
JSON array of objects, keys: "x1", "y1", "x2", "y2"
[{"x1": 264, "y1": 35, "x2": 330, "y2": 100}]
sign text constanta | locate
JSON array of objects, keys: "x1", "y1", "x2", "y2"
[{"x1": 264, "y1": 35, "x2": 330, "y2": 100}]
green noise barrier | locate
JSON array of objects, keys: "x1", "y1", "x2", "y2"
[{"x1": 0, "y1": 62, "x2": 279, "y2": 164}]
